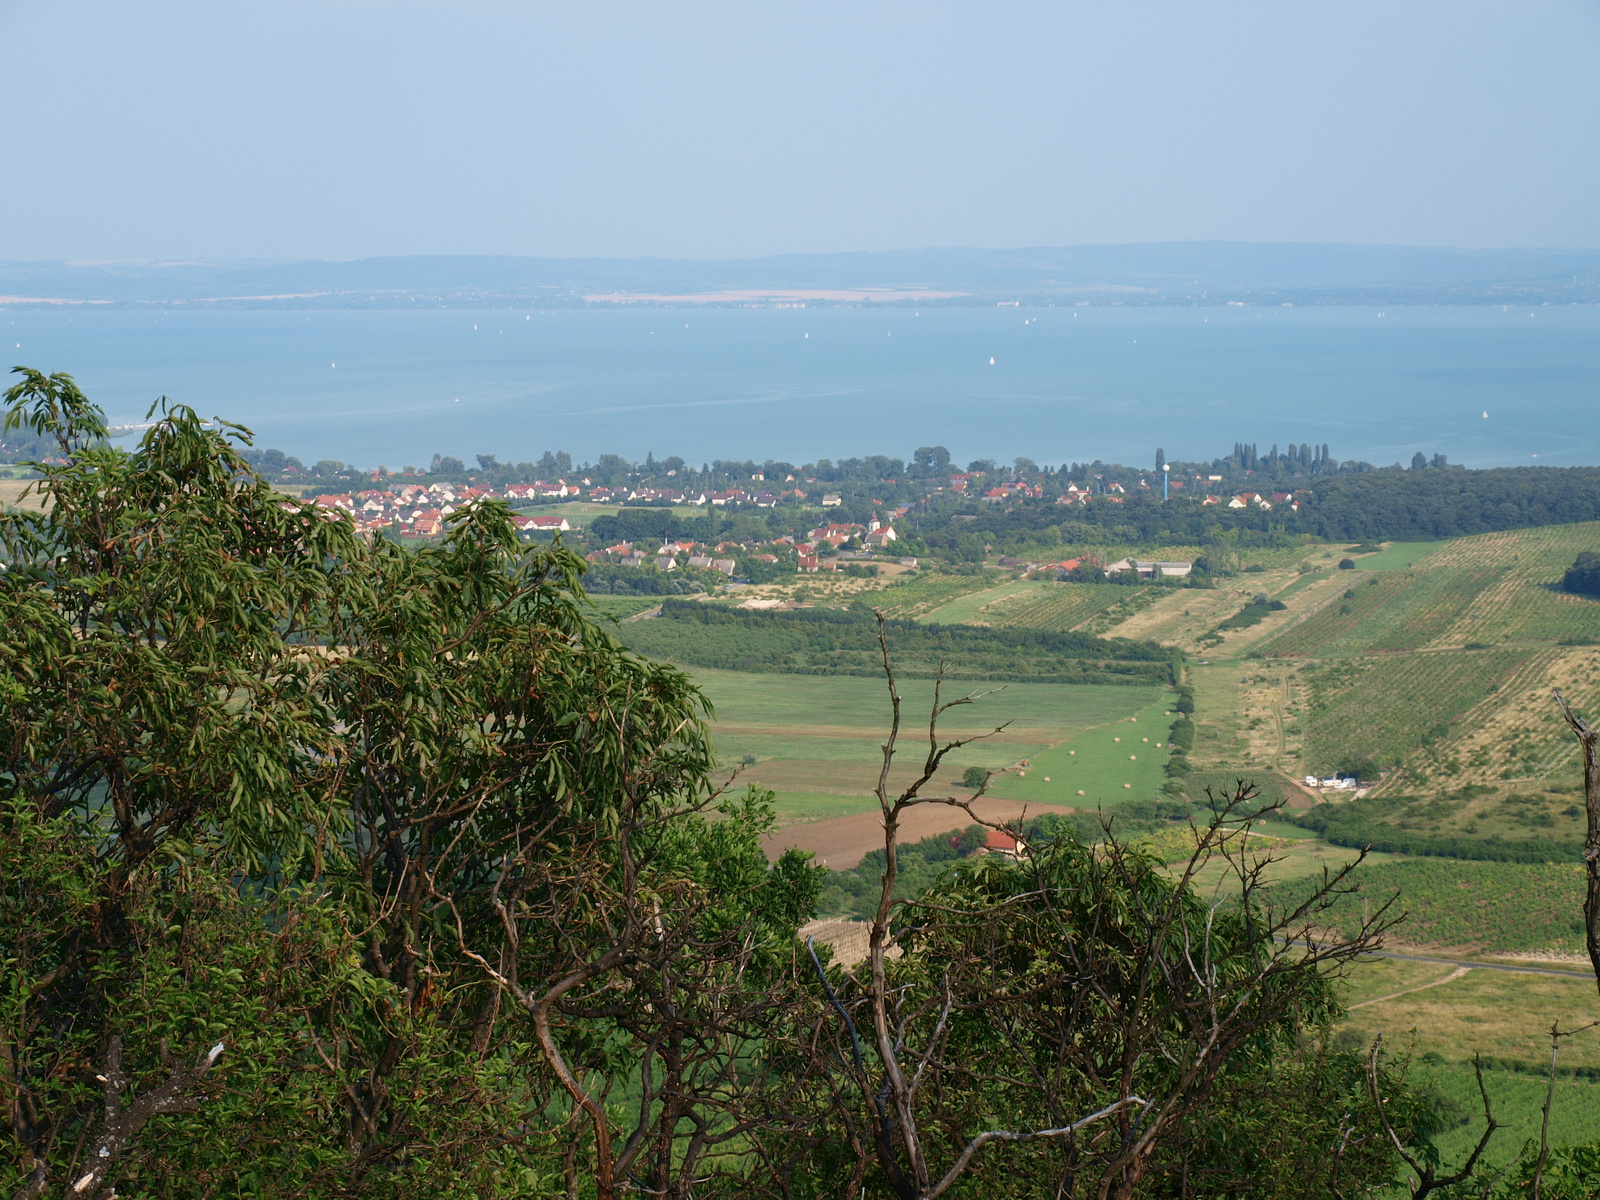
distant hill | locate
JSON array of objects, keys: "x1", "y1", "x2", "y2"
[{"x1": 4, "y1": 243, "x2": 1600, "y2": 308}]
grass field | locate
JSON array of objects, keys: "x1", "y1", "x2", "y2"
[
  {"x1": 984, "y1": 693, "x2": 1176, "y2": 807},
  {"x1": 686, "y1": 666, "x2": 1168, "y2": 824},
  {"x1": 1356, "y1": 540, "x2": 1449, "y2": 570},
  {"x1": 1335, "y1": 956, "x2": 1600, "y2": 1070},
  {"x1": 869, "y1": 573, "x2": 999, "y2": 621},
  {"x1": 1423, "y1": 1060, "x2": 1600, "y2": 1177},
  {"x1": 916, "y1": 578, "x2": 1042, "y2": 624},
  {"x1": 584, "y1": 594, "x2": 666, "y2": 621},
  {"x1": 0, "y1": 478, "x2": 46, "y2": 510}
]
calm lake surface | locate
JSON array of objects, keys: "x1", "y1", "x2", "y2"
[{"x1": 5, "y1": 304, "x2": 1597, "y2": 469}]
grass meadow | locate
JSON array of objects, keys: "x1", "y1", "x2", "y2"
[
  {"x1": 914, "y1": 578, "x2": 1043, "y2": 624},
  {"x1": 583, "y1": 594, "x2": 666, "y2": 621},
  {"x1": 1336, "y1": 956, "x2": 1600, "y2": 1070},
  {"x1": 1354, "y1": 540, "x2": 1449, "y2": 570},
  {"x1": 686, "y1": 666, "x2": 1169, "y2": 823}
]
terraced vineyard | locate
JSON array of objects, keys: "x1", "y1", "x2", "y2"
[
  {"x1": 1255, "y1": 568, "x2": 1496, "y2": 657},
  {"x1": 1279, "y1": 858, "x2": 1588, "y2": 955},
  {"x1": 1405, "y1": 645, "x2": 1600, "y2": 794},
  {"x1": 1423, "y1": 523, "x2": 1600, "y2": 645},
  {"x1": 981, "y1": 582, "x2": 1136, "y2": 631},
  {"x1": 1301, "y1": 647, "x2": 1534, "y2": 778}
]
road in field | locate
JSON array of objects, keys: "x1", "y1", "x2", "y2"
[{"x1": 1370, "y1": 949, "x2": 1593, "y2": 981}]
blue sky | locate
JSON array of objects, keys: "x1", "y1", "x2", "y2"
[{"x1": 2, "y1": 0, "x2": 1598, "y2": 261}]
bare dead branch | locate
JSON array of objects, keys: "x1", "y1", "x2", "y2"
[
  {"x1": 61, "y1": 1035, "x2": 225, "y2": 1200},
  {"x1": 1552, "y1": 689, "x2": 1600, "y2": 998},
  {"x1": 1367, "y1": 1037, "x2": 1502, "y2": 1198}
]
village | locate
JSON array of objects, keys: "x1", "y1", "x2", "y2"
[{"x1": 303, "y1": 470, "x2": 1297, "y2": 580}]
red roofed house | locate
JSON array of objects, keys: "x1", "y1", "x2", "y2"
[{"x1": 984, "y1": 830, "x2": 1025, "y2": 860}]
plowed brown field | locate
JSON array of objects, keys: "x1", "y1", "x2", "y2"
[{"x1": 763, "y1": 797, "x2": 1077, "y2": 869}]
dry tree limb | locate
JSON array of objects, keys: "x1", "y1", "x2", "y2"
[
  {"x1": 1531, "y1": 1019, "x2": 1599, "y2": 1200},
  {"x1": 1552, "y1": 689, "x2": 1600, "y2": 998},
  {"x1": 55, "y1": 1036, "x2": 225, "y2": 1200},
  {"x1": 1366, "y1": 1037, "x2": 1501, "y2": 1199}
]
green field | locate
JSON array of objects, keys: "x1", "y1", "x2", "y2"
[
  {"x1": 1256, "y1": 567, "x2": 1499, "y2": 656},
  {"x1": 1335, "y1": 955, "x2": 1600, "y2": 1071},
  {"x1": 1257, "y1": 525, "x2": 1600, "y2": 659},
  {"x1": 1423, "y1": 1060, "x2": 1600, "y2": 1177},
  {"x1": 1356, "y1": 540, "x2": 1449, "y2": 570},
  {"x1": 584, "y1": 594, "x2": 666, "y2": 621},
  {"x1": 1418, "y1": 522, "x2": 1600, "y2": 645},
  {"x1": 868, "y1": 573, "x2": 999, "y2": 621},
  {"x1": 916, "y1": 578, "x2": 1042, "y2": 625},
  {"x1": 983, "y1": 693, "x2": 1176, "y2": 807},
  {"x1": 615, "y1": 600, "x2": 1174, "y2": 684},
  {"x1": 686, "y1": 666, "x2": 1168, "y2": 820}
]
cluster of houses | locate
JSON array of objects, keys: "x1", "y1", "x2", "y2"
[
  {"x1": 588, "y1": 540, "x2": 744, "y2": 576},
  {"x1": 310, "y1": 483, "x2": 575, "y2": 537},
  {"x1": 309, "y1": 476, "x2": 827, "y2": 537},
  {"x1": 797, "y1": 520, "x2": 902, "y2": 571},
  {"x1": 1202, "y1": 491, "x2": 1300, "y2": 511},
  {"x1": 584, "y1": 519, "x2": 909, "y2": 577},
  {"x1": 624, "y1": 484, "x2": 811, "y2": 507},
  {"x1": 1043, "y1": 483, "x2": 1292, "y2": 512}
]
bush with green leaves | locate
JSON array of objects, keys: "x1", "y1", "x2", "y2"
[{"x1": 0, "y1": 368, "x2": 822, "y2": 1200}]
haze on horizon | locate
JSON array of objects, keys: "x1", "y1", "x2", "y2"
[{"x1": 2, "y1": 0, "x2": 1599, "y2": 265}]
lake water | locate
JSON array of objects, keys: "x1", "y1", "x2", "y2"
[{"x1": 4, "y1": 304, "x2": 1597, "y2": 470}]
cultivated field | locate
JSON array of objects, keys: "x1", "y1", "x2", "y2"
[
  {"x1": 0, "y1": 478, "x2": 46, "y2": 510},
  {"x1": 1300, "y1": 647, "x2": 1536, "y2": 779},
  {"x1": 1336, "y1": 957, "x2": 1600, "y2": 1070},
  {"x1": 914, "y1": 577, "x2": 1044, "y2": 625},
  {"x1": 979, "y1": 582, "x2": 1137, "y2": 631},
  {"x1": 686, "y1": 667, "x2": 1171, "y2": 832},
  {"x1": 1286, "y1": 858, "x2": 1590, "y2": 956},
  {"x1": 763, "y1": 797, "x2": 1077, "y2": 869},
  {"x1": 871, "y1": 572, "x2": 999, "y2": 620}
]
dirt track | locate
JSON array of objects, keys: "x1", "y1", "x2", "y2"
[{"x1": 763, "y1": 798, "x2": 1077, "y2": 869}]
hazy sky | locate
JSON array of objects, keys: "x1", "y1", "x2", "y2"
[{"x1": 3, "y1": 0, "x2": 1598, "y2": 262}]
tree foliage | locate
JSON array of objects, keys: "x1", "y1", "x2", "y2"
[{"x1": 1562, "y1": 551, "x2": 1600, "y2": 600}]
